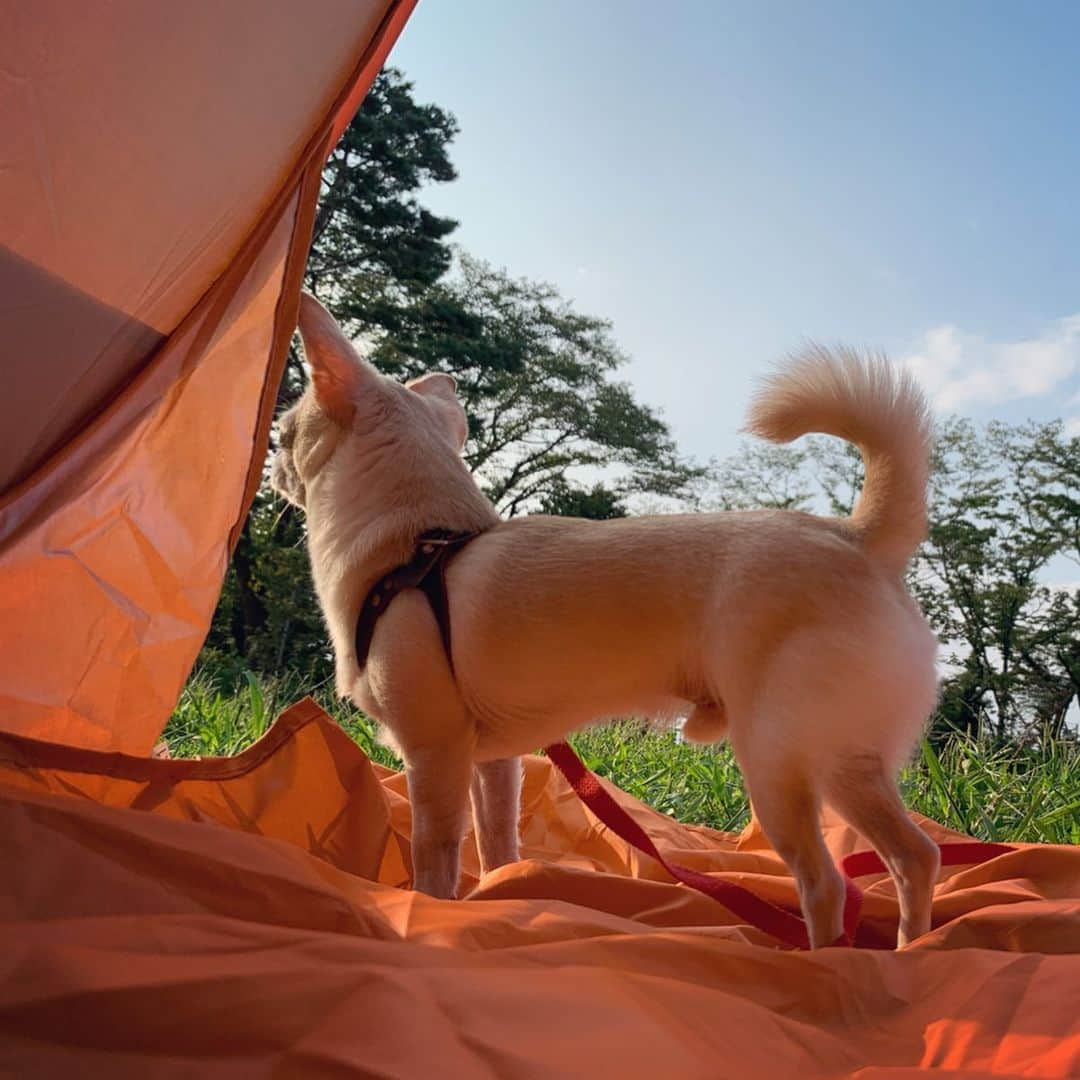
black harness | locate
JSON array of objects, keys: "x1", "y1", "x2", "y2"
[{"x1": 354, "y1": 530, "x2": 480, "y2": 674}]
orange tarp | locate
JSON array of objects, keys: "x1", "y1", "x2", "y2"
[
  {"x1": 1, "y1": 699, "x2": 1078, "y2": 1076},
  {"x1": 0, "y1": 0, "x2": 415, "y2": 754}
]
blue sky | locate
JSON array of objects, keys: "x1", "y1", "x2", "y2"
[{"x1": 392, "y1": 1, "x2": 1080, "y2": 465}]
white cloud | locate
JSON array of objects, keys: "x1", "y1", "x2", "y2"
[{"x1": 900, "y1": 314, "x2": 1080, "y2": 412}]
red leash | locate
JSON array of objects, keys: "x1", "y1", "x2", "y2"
[{"x1": 545, "y1": 740, "x2": 1015, "y2": 950}]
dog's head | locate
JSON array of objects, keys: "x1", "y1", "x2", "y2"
[{"x1": 270, "y1": 293, "x2": 468, "y2": 512}]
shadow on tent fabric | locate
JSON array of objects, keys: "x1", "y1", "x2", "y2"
[{"x1": 0, "y1": 246, "x2": 165, "y2": 496}]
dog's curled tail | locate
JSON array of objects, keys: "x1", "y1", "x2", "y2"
[{"x1": 745, "y1": 346, "x2": 933, "y2": 576}]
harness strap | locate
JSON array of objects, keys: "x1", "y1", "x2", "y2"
[{"x1": 354, "y1": 529, "x2": 478, "y2": 672}]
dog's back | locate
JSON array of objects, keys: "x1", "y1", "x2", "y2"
[{"x1": 453, "y1": 348, "x2": 935, "y2": 745}]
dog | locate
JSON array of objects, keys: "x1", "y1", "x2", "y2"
[{"x1": 271, "y1": 292, "x2": 941, "y2": 949}]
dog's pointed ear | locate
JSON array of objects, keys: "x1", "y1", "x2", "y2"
[
  {"x1": 297, "y1": 292, "x2": 377, "y2": 424},
  {"x1": 406, "y1": 372, "x2": 458, "y2": 402},
  {"x1": 406, "y1": 372, "x2": 468, "y2": 449}
]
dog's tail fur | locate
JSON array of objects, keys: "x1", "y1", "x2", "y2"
[{"x1": 745, "y1": 346, "x2": 933, "y2": 576}]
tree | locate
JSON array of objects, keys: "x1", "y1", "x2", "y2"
[
  {"x1": 204, "y1": 493, "x2": 330, "y2": 682},
  {"x1": 539, "y1": 481, "x2": 628, "y2": 520},
  {"x1": 707, "y1": 442, "x2": 815, "y2": 511},
  {"x1": 306, "y1": 67, "x2": 458, "y2": 316},
  {"x1": 912, "y1": 419, "x2": 1078, "y2": 742},
  {"x1": 368, "y1": 253, "x2": 701, "y2": 515},
  {"x1": 269, "y1": 67, "x2": 460, "y2": 414}
]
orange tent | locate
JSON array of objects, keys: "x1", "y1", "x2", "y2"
[
  {"x1": 1, "y1": 5, "x2": 1078, "y2": 1075},
  {"x1": 0, "y1": 0, "x2": 414, "y2": 754}
]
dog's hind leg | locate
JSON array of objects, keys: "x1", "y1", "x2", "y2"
[
  {"x1": 826, "y1": 758, "x2": 940, "y2": 948},
  {"x1": 470, "y1": 757, "x2": 522, "y2": 874},
  {"x1": 735, "y1": 741, "x2": 846, "y2": 948}
]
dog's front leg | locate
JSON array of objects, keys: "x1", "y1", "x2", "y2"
[
  {"x1": 363, "y1": 591, "x2": 478, "y2": 899},
  {"x1": 406, "y1": 740, "x2": 475, "y2": 899},
  {"x1": 470, "y1": 757, "x2": 522, "y2": 874}
]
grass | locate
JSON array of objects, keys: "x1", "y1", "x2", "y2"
[
  {"x1": 165, "y1": 671, "x2": 1080, "y2": 845},
  {"x1": 166, "y1": 670, "x2": 400, "y2": 768}
]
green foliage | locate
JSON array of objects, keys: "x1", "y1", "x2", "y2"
[
  {"x1": 203, "y1": 496, "x2": 332, "y2": 682},
  {"x1": 916, "y1": 736, "x2": 1080, "y2": 844},
  {"x1": 166, "y1": 670, "x2": 396, "y2": 768},
  {"x1": 307, "y1": 67, "x2": 459, "y2": 314},
  {"x1": 167, "y1": 671, "x2": 276, "y2": 758},
  {"x1": 371, "y1": 254, "x2": 700, "y2": 514},
  {"x1": 539, "y1": 480, "x2": 628, "y2": 520},
  {"x1": 914, "y1": 418, "x2": 1078, "y2": 742},
  {"x1": 164, "y1": 675, "x2": 1080, "y2": 844},
  {"x1": 708, "y1": 441, "x2": 817, "y2": 511},
  {"x1": 571, "y1": 720, "x2": 750, "y2": 831}
]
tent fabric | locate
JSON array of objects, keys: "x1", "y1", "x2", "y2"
[
  {"x1": 0, "y1": 0, "x2": 416, "y2": 754},
  {"x1": 1, "y1": 698, "x2": 1078, "y2": 1076}
]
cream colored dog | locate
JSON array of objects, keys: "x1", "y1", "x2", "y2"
[{"x1": 271, "y1": 293, "x2": 941, "y2": 949}]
